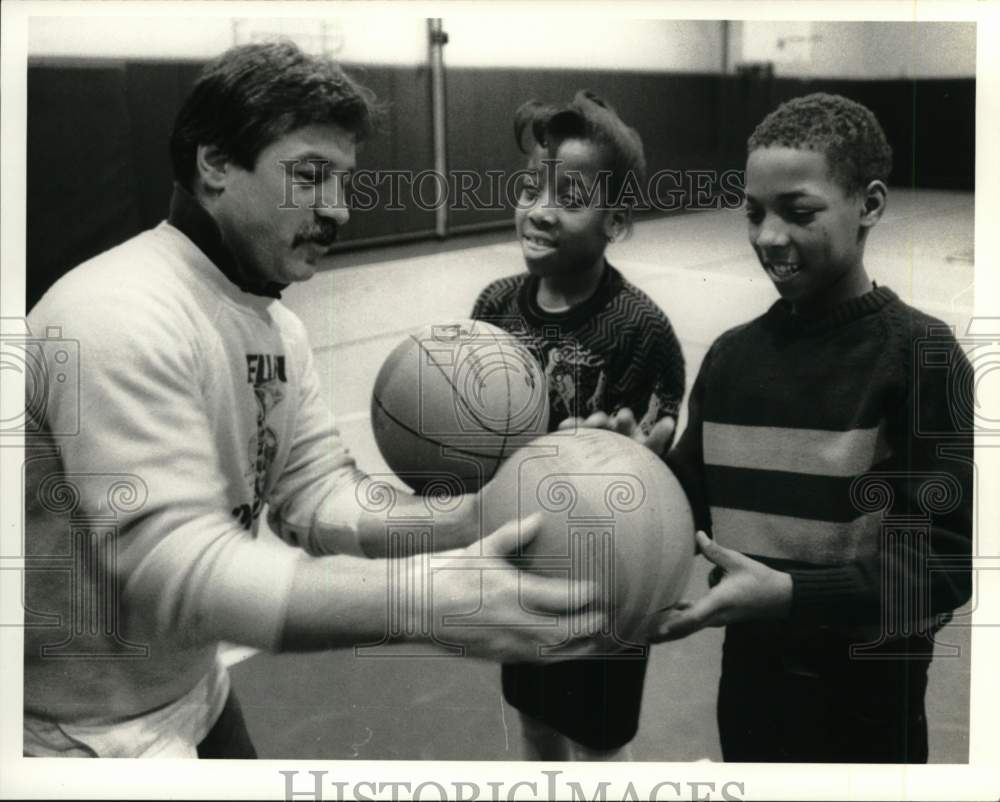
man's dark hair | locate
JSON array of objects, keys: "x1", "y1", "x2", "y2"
[
  {"x1": 513, "y1": 89, "x2": 647, "y2": 209},
  {"x1": 748, "y1": 92, "x2": 893, "y2": 196},
  {"x1": 170, "y1": 40, "x2": 380, "y2": 190}
]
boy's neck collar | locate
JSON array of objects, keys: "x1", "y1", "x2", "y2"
[{"x1": 768, "y1": 283, "x2": 897, "y2": 333}]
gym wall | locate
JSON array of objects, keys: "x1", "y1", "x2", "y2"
[{"x1": 26, "y1": 20, "x2": 975, "y2": 309}]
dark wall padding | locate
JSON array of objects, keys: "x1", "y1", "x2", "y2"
[
  {"x1": 123, "y1": 62, "x2": 206, "y2": 228},
  {"x1": 445, "y1": 69, "x2": 727, "y2": 230},
  {"x1": 27, "y1": 60, "x2": 436, "y2": 309},
  {"x1": 27, "y1": 64, "x2": 144, "y2": 309},
  {"x1": 26, "y1": 59, "x2": 974, "y2": 309},
  {"x1": 767, "y1": 77, "x2": 975, "y2": 191},
  {"x1": 340, "y1": 64, "x2": 436, "y2": 241}
]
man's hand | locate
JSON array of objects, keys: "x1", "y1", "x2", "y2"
[
  {"x1": 646, "y1": 531, "x2": 792, "y2": 642},
  {"x1": 282, "y1": 512, "x2": 606, "y2": 659},
  {"x1": 431, "y1": 513, "x2": 607, "y2": 662},
  {"x1": 558, "y1": 408, "x2": 676, "y2": 456},
  {"x1": 426, "y1": 489, "x2": 482, "y2": 551}
]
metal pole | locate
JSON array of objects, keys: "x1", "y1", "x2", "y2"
[
  {"x1": 721, "y1": 20, "x2": 730, "y2": 74},
  {"x1": 428, "y1": 19, "x2": 449, "y2": 239}
]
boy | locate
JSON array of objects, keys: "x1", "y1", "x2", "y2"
[
  {"x1": 651, "y1": 93, "x2": 973, "y2": 762},
  {"x1": 472, "y1": 90, "x2": 685, "y2": 760}
]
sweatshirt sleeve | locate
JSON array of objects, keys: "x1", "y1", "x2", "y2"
[
  {"x1": 28, "y1": 283, "x2": 303, "y2": 652},
  {"x1": 470, "y1": 284, "x2": 495, "y2": 320},
  {"x1": 632, "y1": 309, "x2": 686, "y2": 429},
  {"x1": 265, "y1": 327, "x2": 371, "y2": 557},
  {"x1": 788, "y1": 325, "x2": 974, "y2": 624},
  {"x1": 665, "y1": 342, "x2": 715, "y2": 534}
]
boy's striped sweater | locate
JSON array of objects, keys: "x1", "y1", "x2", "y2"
[{"x1": 667, "y1": 286, "x2": 973, "y2": 632}]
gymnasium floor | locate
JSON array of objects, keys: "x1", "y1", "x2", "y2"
[{"x1": 229, "y1": 188, "x2": 974, "y2": 761}]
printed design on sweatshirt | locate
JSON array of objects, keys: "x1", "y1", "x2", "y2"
[
  {"x1": 234, "y1": 354, "x2": 288, "y2": 531},
  {"x1": 472, "y1": 272, "x2": 686, "y2": 429},
  {"x1": 541, "y1": 342, "x2": 607, "y2": 422}
]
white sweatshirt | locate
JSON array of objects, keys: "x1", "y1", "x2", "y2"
[{"x1": 24, "y1": 220, "x2": 364, "y2": 727}]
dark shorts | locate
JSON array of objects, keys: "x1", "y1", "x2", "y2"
[
  {"x1": 717, "y1": 620, "x2": 934, "y2": 763},
  {"x1": 502, "y1": 655, "x2": 649, "y2": 751},
  {"x1": 197, "y1": 690, "x2": 257, "y2": 759}
]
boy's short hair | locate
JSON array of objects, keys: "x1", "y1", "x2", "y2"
[
  {"x1": 170, "y1": 40, "x2": 380, "y2": 191},
  {"x1": 748, "y1": 93, "x2": 893, "y2": 196},
  {"x1": 514, "y1": 90, "x2": 647, "y2": 207}
]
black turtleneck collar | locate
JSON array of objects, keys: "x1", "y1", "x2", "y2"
[
  {"x1": 167, "y1": 183, "x2": 287, "y2": 299},
  {"x1": 765, "y1": 283, "x2": 898, "y2": 336}
]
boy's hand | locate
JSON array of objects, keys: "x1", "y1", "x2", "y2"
[
  {"x1": 647, "y1": 531, "x2": 792, "y2": 642},
  {"x1": 557, "y1": 409, "x2": 677, "y2": 455}
]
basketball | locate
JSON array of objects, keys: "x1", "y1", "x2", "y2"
[
  {"x1": 371, "y1": 320, "x2": 550, "y2": 493},
  {"x1": 482, "y1": 427, "x2": 695, "y2": 645}
]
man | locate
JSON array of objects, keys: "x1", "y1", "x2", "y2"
[{"x1": 23, "y1": 41, "x2": 601, "y2": 758}]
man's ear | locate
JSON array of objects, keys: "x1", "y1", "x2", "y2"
[
  {"x1": 195, "y1": 144, "x2": 231, "y2": 194},
  {"x1": 860, "y1": 180, "x2": 887, "y2": 229}
]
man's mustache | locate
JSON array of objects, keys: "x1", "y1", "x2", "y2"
[{"x1": 293, "y1": 220, "x2": 339, "y2": 248}]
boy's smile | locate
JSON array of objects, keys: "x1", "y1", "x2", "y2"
[{"x1": 744, "y1": 146, "x2": 883, "y2": 315}]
